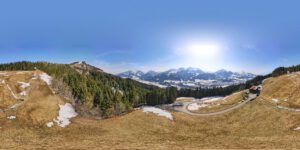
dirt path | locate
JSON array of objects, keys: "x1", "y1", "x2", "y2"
[{"x1": 173, "y1": 93, "x2": 257, "y2": 116}]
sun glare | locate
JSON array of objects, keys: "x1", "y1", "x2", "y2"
[
  {"x1": 173, "y1": 41, "x2": 224, "y2": 71},
  {"x1": 186, "y1": 43, "x2": 220, "y2": 58}
]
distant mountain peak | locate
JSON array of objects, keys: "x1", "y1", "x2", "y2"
[
  {"x1": 117, "y1": 67, "x2": 256, "y2": 89},
  {"x1": 70, "y1": 61, "x2": 103, "y2": 72}
]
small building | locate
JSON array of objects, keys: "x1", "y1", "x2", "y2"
[{"x1": 249, "y1": 85, "x2": 262, "y2": 96}]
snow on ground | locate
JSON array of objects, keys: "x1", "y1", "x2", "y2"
[
  {"x1": 53, "y1": 103, "x2": 78, "y2": 128},
  {"x1": 202, "y1": 97, "x2": 223, "y2": 103},
  {"x1": 131, "y1": 76, "x2": 167, "y2": 88},
  {"x1": 187, "y1": 103, "x2": 208, "y2": 111},
  {"x1": 40, "y1": 73, "x2": 52, "y2": 85},
  {"x1": 7, "y1": 116, "x2": 16, "y2": 120},
  {"x1": 272, "y1": 98, "x2": 279, "y2": 103},
  {"x1": 18, "y1": 82, "x2": 30, "y2": 89},
  {"x1": 19, "y1": 91, "x2": 27, "y2": 96},
  {"x1": 142, "y1": 106, "x2": 173, "y2": 120},
  {"x1": 46, "y1": 122, "x2": 54, "y2": 128}
]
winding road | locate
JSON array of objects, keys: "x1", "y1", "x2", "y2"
[{"x1": 173, "y1": 93, "x2": 257, "y2": 116}]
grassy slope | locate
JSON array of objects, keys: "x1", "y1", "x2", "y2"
[
  {"x1": 2, "y1": 98, "x2": 300, "y2": 149},
  {"x1": 261, "y1": 72, "x2": 300, "y2": 108},
  {"x1": 191, "y1": 90, "x2": 247, "y2": 113},
  {"x1": 0, "y1": 71, "x2": 66, "y2": 127},
  {"x1": 2, "y1": 71, "x2": 300, "y2": 149}
]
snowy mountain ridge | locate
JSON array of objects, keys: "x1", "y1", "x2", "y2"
[{"x1": 118, "y1": 68, "x2": 256, "y2": 88}]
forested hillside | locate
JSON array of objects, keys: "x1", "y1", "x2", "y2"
[{"x1": 0, "y1": 61, "x2": 177, "y2": 117}]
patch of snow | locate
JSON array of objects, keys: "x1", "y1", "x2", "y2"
[
  {"x1": 40, "y1": 73, "x2": 52, "y2": 85},
  {"x1": 133, "y1": 78, "x2": 167, "y2": 88},
  {"x1": 18, "y1": 82, "x2": 30, "y2": 89},
  {"x1": 31, "y1": 74, "x2": 38, "y2": 80},
  {"x1": 7, "y1": 116, "x2": 16, "y2": 120},
  {"x1": 19, "y1": 91, "x2": 27, "y2": 96},
  {"x1": 200, "y1": 97, "x2": 223, "y2": 103},
  {"x1": 187, "y1": 103, "x2": 208, "y2": 111},
  {"x1": 142, "y1": 106, "x2": 173, "y2": 120},
  {"x1": 53, "y1": 103, "x2": 78, "y2": 128},
  {"x1": 294, "y1": 127, "x2": 300, "y2": 131},
  {"x1": 46, "y1": 122, "x2": 54, "y2": 128},
  {"x1": 272, "y1": 98, "x2": 279, "y2": 103}
]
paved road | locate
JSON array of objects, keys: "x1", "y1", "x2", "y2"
[{"x1": 173, "y1": 93, "x2": 257, "y2": 116}]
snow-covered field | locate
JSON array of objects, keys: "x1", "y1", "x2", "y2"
[{"x1": 142, "y1": 106, "x2": 173, "y2": 120}]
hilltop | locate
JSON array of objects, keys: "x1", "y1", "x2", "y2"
[{"x1": 70, "y1": 61, "x2": 103, "y2": 73}]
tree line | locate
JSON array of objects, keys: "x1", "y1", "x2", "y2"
[
  {"x1": 272, "y1": 65, "x2": 300, "y2": 77},
  {"x1": 0, "y1": 61, "x2": 177, "y2": 117}
]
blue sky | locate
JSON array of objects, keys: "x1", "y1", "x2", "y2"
[{"x1": 0, "y1": 0, "x2": 300, "y2": 74}]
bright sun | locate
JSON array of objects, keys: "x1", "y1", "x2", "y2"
[
  {"x1": 174, "y1": 41, "x2": 224, "y2": 71},
  {"x1": 186, "y1": 43, "x2": 220, "y2": 58}
]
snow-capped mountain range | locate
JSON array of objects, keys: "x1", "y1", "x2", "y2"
[{"x1": 117, "y1": 67, "x2": 256, "y2": 89}]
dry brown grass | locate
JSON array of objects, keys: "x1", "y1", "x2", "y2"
[
  {"x1": 192, "y1": 91, "x2": 246, "y2": 113},
  {"x1": 2, "y1": 99, "x2": 300, "y2": 149},
  {"x1": 175, "y1": 97, "x2": 195, "y2": 102},
  {"x1": 2, "y1": 71, "x2": 300, "y2": 149},
  {"x1": 261, "y1": 72, "x2": 300, "y2": 108},
  {"x1": 0, "y1": 71, "x2": 63, "y2": 127}
]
